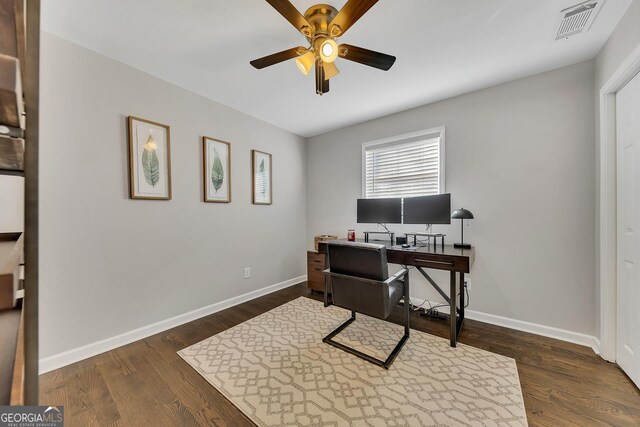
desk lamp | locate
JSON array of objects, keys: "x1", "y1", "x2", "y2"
[{"x1": 452, "y1": 208, "x2": 474, "y2": 249}]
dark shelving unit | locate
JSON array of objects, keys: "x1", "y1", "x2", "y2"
[{"x1": 0, "y1": 0, "x2": 38, "y2": 405}]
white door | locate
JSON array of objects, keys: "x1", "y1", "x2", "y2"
[{"x1": 616, "y1": 71, "x2": 640, "y2": 387}]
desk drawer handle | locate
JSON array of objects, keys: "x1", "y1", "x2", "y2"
[{"x1": 414, "y1": 258, "x2": 454, "y2": 266}]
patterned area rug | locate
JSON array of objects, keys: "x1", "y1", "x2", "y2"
[{"x1": 179, "y1": 297, "x2": 527, "y2": 426}]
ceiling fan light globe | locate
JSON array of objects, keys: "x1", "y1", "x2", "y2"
[
  {"x1": 322, "y1": 43, "x2": 333, "y2": 56},
  {"x1": 323, "y1": 61, "x2": 340, "y2": 80},
  {"x1": 319, "y1": 39, "x2": 339, "y2": 63},
  {"x1": 295, "y1": 51, "x2": 315, "y2": 75}
]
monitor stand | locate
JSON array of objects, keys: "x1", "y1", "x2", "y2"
[
  {"x1": 363, "y1": 231, "x2": 395, "y2": 245},
  {"x1": 404, "y1": 232, "x2": 445, "y2": 249},
  {"x1": 405, "y1": 226, "x2": 445, "y2": 249}
]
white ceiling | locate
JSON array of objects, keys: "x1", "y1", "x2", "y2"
[{"x1": 42, "y1": 0, "x2": 632, "y2": 137}]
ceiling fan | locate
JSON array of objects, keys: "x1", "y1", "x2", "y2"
[{"x1": 250, "y1": 0, "x2": 396, "y2": 95}]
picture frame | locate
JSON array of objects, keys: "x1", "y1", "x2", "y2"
[
  {"x1": 127, "y1": 116, "x2": 172, "y2": 200},
  {"x1": 251, "y1": 149, "x2": 272, "y2": 205},
  {"x1": 202, "y1": 136, "x2": 231, "y2": 203}
]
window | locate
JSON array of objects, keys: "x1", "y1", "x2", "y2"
[{"x1": 362, "y1": 127, "x2": 445, "y2": 199}]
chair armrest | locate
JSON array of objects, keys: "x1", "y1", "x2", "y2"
[
  {"x1": 324, "y1": 270, "x2": 383, "y2": 285},
  {"x1": 384, "y1": 268, "x2": 409, "y2": 286},
  {"x1": 323, "y1": 268, "x2": 408, "y2": 286}
]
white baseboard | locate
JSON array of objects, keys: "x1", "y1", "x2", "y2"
[
  {"x1": 591, "y1": 338, "x2": 602, "y2": 356},
  {"x1": 39, "y1": 275, "x2": 307, "y2": 374},
  {"x1": 407, "y1": 297, "x2": 600, "y2": 350}
]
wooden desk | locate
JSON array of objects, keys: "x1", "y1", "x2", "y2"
[{"x1": 317, "y1": 239, "x2": 475, "y2": 347}]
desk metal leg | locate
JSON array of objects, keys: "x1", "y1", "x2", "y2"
[
  {"x1": 459, "y1": 272, "x2": 465, "y2": 318},
  {"x1": 450, "y1": 271, "x2": 457, "y2": 347},
  {"x1": 417, "y1": 267, "x2": 450, "y2": 303},
  {"x1": 323, "y1": 253, "x2": 331, "y2": 307},
  {"x1": 324, "y1": 273, "x2": 328, "y2": 307},
  {"x1": 457, "y1": 272, "x2": 465, "y2": 341},
  {"x1": 404, "y1": 274, "x2": 410, "y2": 337},
  {"x1": 417, "y1": 266, "x2": 464, "y2": 347}
]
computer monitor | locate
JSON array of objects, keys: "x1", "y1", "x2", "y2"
[
  {"x1": 403, "y1": 193, "x2": 451, "y2": 224},
  {"x1": 357, "y1": 198, "x2": 402, "y2": 224}
]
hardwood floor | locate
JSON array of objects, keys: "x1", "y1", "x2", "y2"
[{"x1": 40, "y1": 283, "x2": 640, "y2": 426}]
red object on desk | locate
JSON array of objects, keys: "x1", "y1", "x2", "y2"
[{"x1": 347, "y1": 229, "x2": 355, "y2": 241}]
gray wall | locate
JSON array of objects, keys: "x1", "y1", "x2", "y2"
[
  {"x1": 307, "y1": 61, "x2": 596, "y2": 335},
  {"x1": 39, "y1": 33, "x2": 307, "y2": 359}
]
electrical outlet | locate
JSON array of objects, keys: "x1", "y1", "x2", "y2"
[{"x1": 244, "y1": 267, "x2": 251, "y2": 279}]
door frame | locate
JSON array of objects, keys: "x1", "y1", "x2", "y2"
[{"x1": 598, "y1": 42, "x2": 640, "y2": 362}]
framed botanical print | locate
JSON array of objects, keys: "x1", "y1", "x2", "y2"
[
  {"x1": 251, "y1": 149, "x2": 272, "y2": 205},
  {"x1": 203, "y1": 136, "x2": 231, "y2": 203},
  {"x1": 127, "y1": 116, "x2": 172, "y2": 200}
]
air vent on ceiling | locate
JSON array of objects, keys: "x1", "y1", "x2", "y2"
[{"x1": 555, "y1": 0, "x2": 604, "y2": 40}]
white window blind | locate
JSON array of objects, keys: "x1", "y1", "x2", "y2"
[{"x1": 364, "y1": 137, "x2": 442, "y2": 199}]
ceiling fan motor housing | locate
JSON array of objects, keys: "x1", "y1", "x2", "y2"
[{"x1": 303, "y1": 4, "x2": 339, "y2": 43}]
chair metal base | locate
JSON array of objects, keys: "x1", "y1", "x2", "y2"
[{"x1": 322, "y1": 311, "x2": 410, "y2": 370}]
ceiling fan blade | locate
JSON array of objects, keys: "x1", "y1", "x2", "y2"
[
  {"x1": 250, "y1": 47, "x2": 306, "y2": 69},
  {"x1": 315, "y1": 61, "x2": 329, "y2": 95},
  {"x1": 338, "y1": 44, "x2": 396, "y2": 71},
  {"x1": 328, "y1": 0, "x2": 378, "y2": 37},
  {"x1": 265, "y1": 0, "x2": 313, "y2": 36}
]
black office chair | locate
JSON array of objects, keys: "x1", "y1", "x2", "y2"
[{"x1": 323, "y1": 241, "x2": 410, "y2": 369}]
